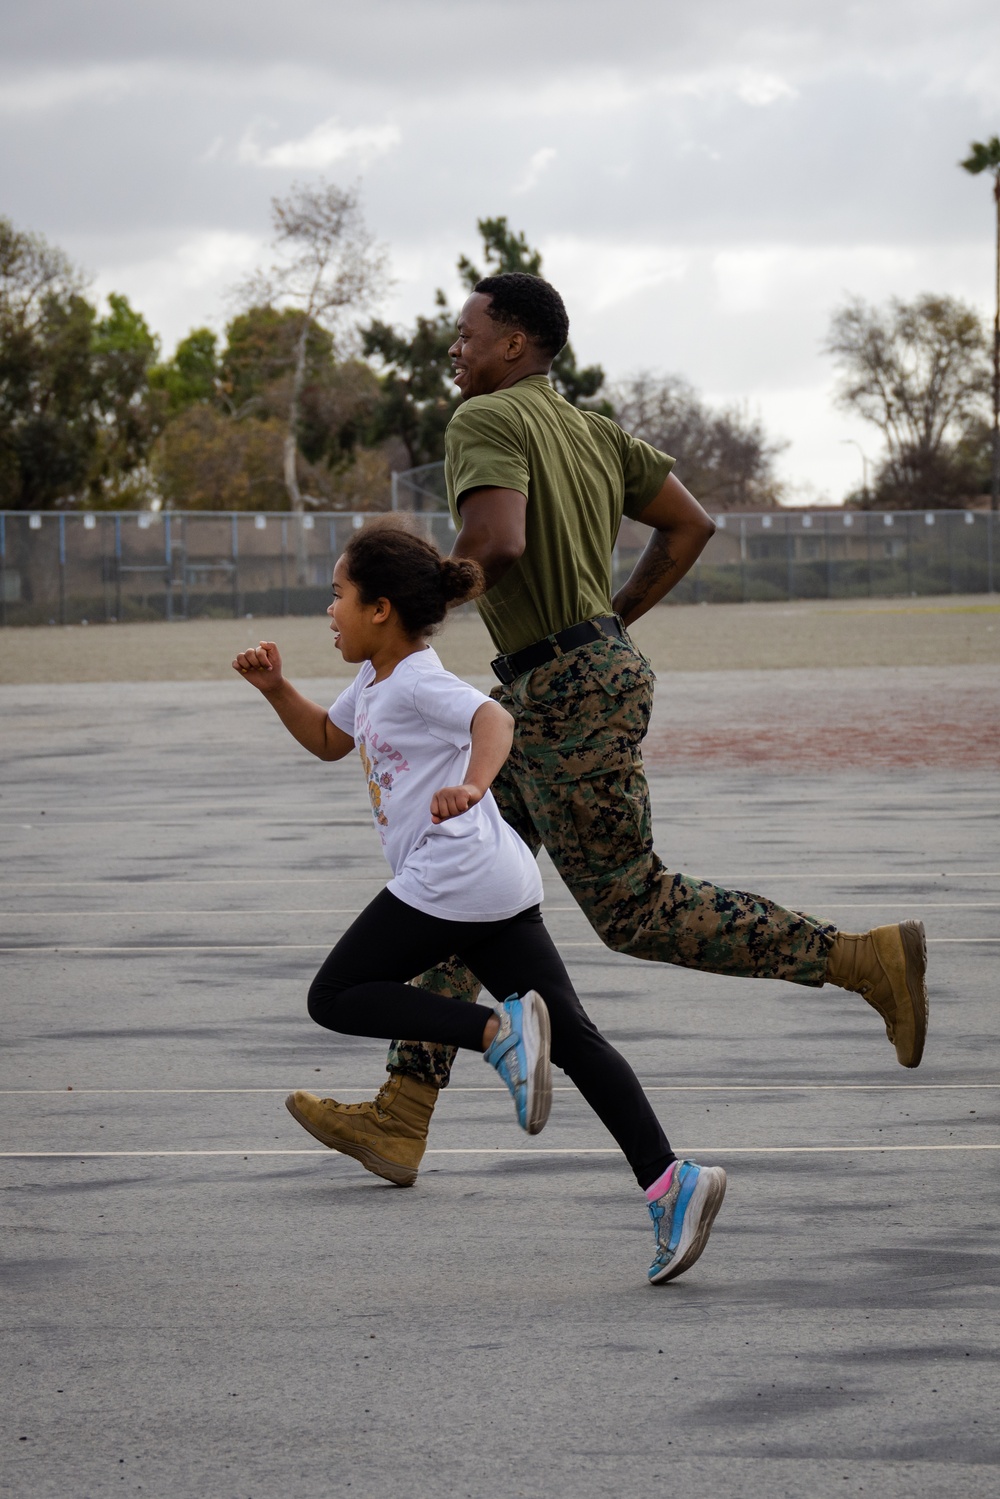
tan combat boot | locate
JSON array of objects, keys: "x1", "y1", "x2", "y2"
[
  {"x1": 285, "y1": 1074, "x2": 439, "y2": 1186},
  {"x1": 825, "y1": 920, "x2": 928, "y2": 1068}
]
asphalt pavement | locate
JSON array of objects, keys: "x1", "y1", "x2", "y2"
[{"x1": 2, "y1": 674, "x2": 998, "y2": 1498}]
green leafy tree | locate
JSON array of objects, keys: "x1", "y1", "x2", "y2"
[
  {"x1": 157, "y1": 406, "x2": 288, "y2": 511},
  {"x1": 825, "y1": 294, "x2": 991, "y2": 508},
  {"x1": 1, "y1": 220, "x2": 167, "y2": 509},
  {"x1": 220, "y1": 306, "x2": 309, "y2": 418},
  {"x1": 0, "y1": 217, "x2": 96, "y2": 508},
  {"x1": 87, "y1": 292, "x2": 163, "y2": 506},
  {"x1": 154, "y1": 307, "x2": 383, "y2": 511},
  {"x1": 961, "y1": 135, "x2": 1000, "y2": 511},
  {"x1": 149, "y1": 328, "x2": 220, "y2": 413},
  {"x1": 221, "y1": 306, "x2": 380, "y2": 479}
]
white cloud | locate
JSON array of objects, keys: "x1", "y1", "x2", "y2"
[
  {"x1": 660, "y1": 66, "x2": 799, "y2": 107},
  {"x1": 736, "y1": 72, "x2": 799, "y2": 107},
  {"x1": 513, "y1": 147, "x2": 557, "y2": 195},
  {"x1": 237, "y1": 117, "x2": 400, "y2": 170}
]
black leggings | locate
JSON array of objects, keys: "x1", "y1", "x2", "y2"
[{"x1": 307, "y1": 889, "x2": 675, "y2": 1190}]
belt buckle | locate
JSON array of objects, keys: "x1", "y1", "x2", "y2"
[{"x1": 491, "y1": 655, "x2": 515, "y2": 685}]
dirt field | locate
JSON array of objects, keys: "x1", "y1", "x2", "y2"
[{"x1": 1, "y1": 594, "x2": 998, "y2": 684}]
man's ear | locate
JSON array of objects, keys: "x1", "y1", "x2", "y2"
[{"x1": 503, "y1": 330, "x2": 528, "y2": 362}]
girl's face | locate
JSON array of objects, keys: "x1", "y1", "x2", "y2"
[{"x1": 328, "y1": 556, "x2": 387, "y2": 662}]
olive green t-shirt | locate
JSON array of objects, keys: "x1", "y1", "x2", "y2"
[{"x1": 445, "y1": 375, "x2": 674, "y2": 656}]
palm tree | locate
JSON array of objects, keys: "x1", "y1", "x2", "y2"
[{"x1": 961, "y1": 136, "x2": 1000, "y2": 512}]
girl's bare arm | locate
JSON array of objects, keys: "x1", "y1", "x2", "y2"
[
  {"x1": 233, "y1": 641, "x2": 355, "y2": 762},
  {"x1": 430, "y1": 700, "x2": 514, "y2": 823}
]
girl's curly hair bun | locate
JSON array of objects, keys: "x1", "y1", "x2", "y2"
[
  {"x1": 342, "y1": 516, "x2": 484, "y2": 637},
  {"x1": 439, "y1": 556, "x2": 484, "y2": 605}
]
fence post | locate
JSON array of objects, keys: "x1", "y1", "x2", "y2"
[
  {"x1": 58, "y1": 513, "x2": 67, "y2": 625},
  {"x1": 739, "y1": 515, "x2": 747, "y2": 602},
  {"x1": 230, "y1": 514, "x2": 239, "y2": 618},
  {"x1": 906, "y1": 512, "x2": 914, "y2": 595},
  {"x1": 114, "y1": 515, "x2": 122, "y2": 620},
  {"x1": 101, "y1": 514, "x2": 111, "y2": 622},
  {"x1": 164, "y1": 513, "x2": 173, "y2": 621},
  {"x1": 989, "y1": 510, "x2": 995, "y2": 595},
  {"x1": 0, "y1": 513, "x2": 6, "y2": 629},
  {"x1": 281, "y1": 517, "x2": 289, "y2": 616},
  {"x1": 180, "y1": 513, "x2": 189, "y2": 618},
  {"x1": 786, "y1": 514, "x2": 794, "y2": 601}
]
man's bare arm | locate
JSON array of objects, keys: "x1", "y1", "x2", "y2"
[
  {"x1": 451, "y1": 487, "x2": 527, "y2": 591},
  {"x1": 612, "y1": 474, "x2": 716, "y2": 627}
]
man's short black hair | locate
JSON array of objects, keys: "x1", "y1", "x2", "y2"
[{"x1": 475, "y1": 272, "x2": 569, "y2": 359}]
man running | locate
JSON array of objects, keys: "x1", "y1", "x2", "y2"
[{"x1": 287, "y1": 272, "x2": 928, "y2": 1221}]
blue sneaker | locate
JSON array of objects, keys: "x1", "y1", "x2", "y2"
[
  {"x1": 483, "y1": 991, "x2": 552, "y2": 1135},
  {"x1": 647, "y1": 1160, "x2": 727, "y2": 1284}
]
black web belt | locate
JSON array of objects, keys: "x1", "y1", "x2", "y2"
[{"x1": 490, "y1": 614, "x2": 625, "y2": 685}]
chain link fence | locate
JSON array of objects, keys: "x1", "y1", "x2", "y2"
[
  {"x1": 0, "y1": 509, "x2": 461, "y2": 627},
  {"x1": 0, "y1": 504, "x2": 995, "y2": 627},
  {"x1": 390, "y1": 461, "x2": 449, "y2": 512}
]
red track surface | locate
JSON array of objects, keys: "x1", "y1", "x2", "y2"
[{"x1": 642, "y1": 668, "x2": 1000, "y2": 771}]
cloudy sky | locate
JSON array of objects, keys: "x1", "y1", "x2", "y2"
[{"x1": 3, "y1": 0, "x2": 998, "y2": 502}]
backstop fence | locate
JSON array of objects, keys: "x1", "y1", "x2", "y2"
[{"x1": 0, "y1": 504, "x2": 996, "y2": 627}]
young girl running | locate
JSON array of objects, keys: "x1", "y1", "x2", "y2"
[{"x1": 233, "y1": 517, "x2": 725, "y2": 1285}]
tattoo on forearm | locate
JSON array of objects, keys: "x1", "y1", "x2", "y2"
[{"x1": 615, "y1": 545, "x2": 678, "y2": 617}]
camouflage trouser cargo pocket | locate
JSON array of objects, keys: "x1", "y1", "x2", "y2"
[
  {"x1": 386, "y1": 634, "x2": 836, "y2": 1089},
  {"x1": 563, "y1": 769, "x2": 653, "y2": 899}
]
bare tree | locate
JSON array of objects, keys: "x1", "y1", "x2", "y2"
[
  {"x1": 239, "y1": 182, "x2": 388, "y2": 577},
  {"x1": 825, "y1": 294, "x2": 990, "y2": 507},
  {"x1": 611, "y1": 372, "x2": 785, "y2": 510}
]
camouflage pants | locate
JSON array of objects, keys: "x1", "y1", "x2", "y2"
[{"x1": 389, "y1": 632, "x2": 836, "y2": 1089}]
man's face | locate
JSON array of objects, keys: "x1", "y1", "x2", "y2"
[{"x1": 449, "y1": 293, "x2": 514, "y2": 400}]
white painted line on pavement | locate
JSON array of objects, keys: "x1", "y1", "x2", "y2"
[
  {"x1": 7, "y1": 902, "x2": 1000, "y2": 918},
  {"x1": 2, "y1": 872, "x2": 1000, "y2": 887},
  {"x1": 2, "y1": 937, "x2": 997, "y2": 953},
  {"x1": 0, "y1": 879, "x2": 382, "y2": 887},
  {"x1": 2, "y1": 1084, "x2": 996, "y2": 1095},
  {"x1": 1, "y1": 1145, "x2": 998, "y2": 1159}
]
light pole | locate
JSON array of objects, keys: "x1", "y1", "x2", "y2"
[
  {"x1": 961, "y1": 136, "x2": 1000, "y2": 513},
  {"x1": 840, "y1": 438, "x2": 871, "y2": 506}
]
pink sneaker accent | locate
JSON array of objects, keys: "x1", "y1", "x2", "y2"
[{"x1": 644, "y1": 1160, "x2": 678, "y2": 1203}]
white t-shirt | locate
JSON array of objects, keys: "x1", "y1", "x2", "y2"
[{"x1": 328, "y1": 648, "x2": 543, "y2": 922}]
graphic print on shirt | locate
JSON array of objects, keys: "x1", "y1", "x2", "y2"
[{"x1": 356, "y1": 709, "x2": 411, "y2": 842}]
